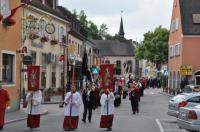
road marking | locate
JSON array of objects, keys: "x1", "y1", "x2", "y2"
[{"x1": 156, "y1": 119, "x2": 164, "y2": 132}]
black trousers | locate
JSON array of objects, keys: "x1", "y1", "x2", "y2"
[
  {"x1": 131, "y1": 100, "x2": 139, "y2": 114},
  {"x1": 82, "y1": 103, "x2": 92, "y2": 121}
]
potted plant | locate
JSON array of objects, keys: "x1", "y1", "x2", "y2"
[
  {"x1": 50, "y1": 39, "x2": 58, "y2": 45},
  {"x1": 40, "y1": 35, "x2": 48, "y2": 43},
  {"x1": 29, "y1": 33, "x2": 39, "y2": 40},
  {"x1": 2, "y1": 18, "x2": 16, "y2": 27}
]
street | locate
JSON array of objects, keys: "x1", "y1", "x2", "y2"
[{"x1": 3, "y1": 89, "x2": 185, "y2": 132}]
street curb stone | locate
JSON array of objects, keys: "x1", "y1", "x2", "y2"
[{"x1": 5, "y1": 110, "x2": 48, "y2": 125}]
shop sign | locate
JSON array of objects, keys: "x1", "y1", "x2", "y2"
[{"x1": 180, "y1": 65, "x2": 193, "y2": 75}]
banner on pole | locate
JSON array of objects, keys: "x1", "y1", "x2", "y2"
[
  {"x1": 28, "y1": 65, "x2": 40, "y2": 91},
  {"x1": 100, "y1": 64, "x2": 114, "y2": 91}
]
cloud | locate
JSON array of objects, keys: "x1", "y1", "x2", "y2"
[{"x1": 59, "y1": 0, "x2": 173, "y2": 40}]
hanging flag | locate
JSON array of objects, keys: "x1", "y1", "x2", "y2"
[
  {"x1": 82, "y1": 49, "x2": 88, "y2": 76},
  {"x1": 28, "y1": 66, "x2": 40, "y2": 91},
  {"x1": 100, "y1": 64, "x2": 114, "y2": 91},
  {"x1": 5, "y1": 3, "x2": 25, "y2": 20},
  {"x1": 0, "y1": 14, "x2": 3, "y2": 21}
]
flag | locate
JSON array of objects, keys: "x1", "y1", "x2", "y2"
[
  {"x1": 5, "y1": 4, "x2": 25, "y2": 20},
  {"x1": 0, "y1": 14, "x2": 3, "y2": 21},
  {"x1": 82, "y1": 49, "x2": 88, "y2": 76},
  {"x1": 28, "y1": 66, "x2": 40, "y2": 91},
  {"x1": 82, "y1": 49, "x2": 92, "y2": 82},
  {"x1": 100, "y1": 64, "x2": 114, "y2": 91}
]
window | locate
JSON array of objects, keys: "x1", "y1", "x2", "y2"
[
  {"x1": 59, "y1": 26, "x2": 65, "y2": 42},
  {"x1": 192, "y1": 14, "x2": 200, "y2": 24},
  {"x1": 175, "y1": 44, "x2": 181, "y2": 56},
  {"x1": 105, "y1": 60, "x2": 110, "y2": 64},
  {"x1": 41, "y1": 72, "x2": 46, "y2": 88},
  {"x1": 175, "y1": 18, "x2": 179, "y2": 30},
  {"x1": 51, "y1": 72, "x2": 56, "y2": 87},
  {"x1": 0, "y1": 0, "x2": 10, "y2": 17},
  {"x1": 31, "y1": 51, "x2": 37, "y2": 65},
  {"x1": 116, "y1": 60, "x2": 121, "y2": 68},
  {"x1": 187, "y1": 96, "x2": 200, "y2": 103},
  {"x1": 41, "y1": 53, "x2": 47, "y2": 69},
  {"x1": 78, "y1": 44, "x2": 80, "y2": 55},
  {"x1": 127, "y1": 60, "x2": 132, "y2": 73},
  {"x1": 2, "y1": 53, "x2": 14, "y2": 83}
]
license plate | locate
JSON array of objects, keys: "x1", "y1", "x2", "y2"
[{"x1": 180, "y1": 112, "x2": 186, "y2": 119}]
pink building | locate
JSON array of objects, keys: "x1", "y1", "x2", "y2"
[{"x1": 168, "y1": 0, "x2": 200, "y2": 94}]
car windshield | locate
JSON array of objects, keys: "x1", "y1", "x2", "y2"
[
  {"x1": 171, "y1": 95, "x2": 186, "y2": 103},
  {"x1": 183, "y1": 86, "x2": 193, "y2": 93}
]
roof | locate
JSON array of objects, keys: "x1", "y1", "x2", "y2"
[
  {"x1": 27, "y1": 0, "x2": 69, "y2": 21},
  {"x1": 180, "y1": 0, "x2": 200, "y2": 35},
  {"x1": 93, "y1": 40, "x2": 134, "y2": 56}
]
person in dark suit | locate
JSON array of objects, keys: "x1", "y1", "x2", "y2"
[
  {"x1": 82, "y1": 84, "x2": 96, "y2": 123},
  {"x1": 129, "y1": 82, "x2": 140, "y2": 114}
]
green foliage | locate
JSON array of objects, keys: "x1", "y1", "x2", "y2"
[
  {"x1": 76, "y1": 10, "x2": 114, "y2": 40},
  {"x1": 135, "y1": 26, "x2": 169, "y2": 69}
]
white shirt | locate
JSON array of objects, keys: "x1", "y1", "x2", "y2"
[
  {"x1": 64, "y1": 91, "x2": 82, "y2": 116},
  {"x1": 100, "y1": 92, "x2": 115, "y2": 115},
  {"x1": 26, "y1": 90, "x2": 42, "y2": 115}
]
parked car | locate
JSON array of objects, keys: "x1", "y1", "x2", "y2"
[
  {"x1": 178, "y1": 105, "x2": 200, "y2": 132},
  {"x1": 167, "y1": 93, "x2": 200, "y2": 117},
  {"x1": 182, "y1": 84, "x2": 200, "y2": 93}
]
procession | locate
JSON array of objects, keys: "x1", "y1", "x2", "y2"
[{"x1": 0, "y1": 65, "x2": 149, "y2": 131}]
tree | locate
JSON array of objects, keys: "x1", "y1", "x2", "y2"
[
  {"x1": 135, "y1": 26, "x2": 169, "y2": 70},
  {"x1": 99, "y1": 23, "x2": 109, "y2": 39},
  {"x1": 88, "y1": 21, "x2": 102, "y2": 40},
  {"x1": 78, "y1": 10, "x2": 88, "y2": 27}
]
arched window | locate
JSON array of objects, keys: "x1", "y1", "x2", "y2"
[
  {"x1": 105, "y1": 60, "x2": 110, "y2": 64},
  {"x1": 59, "y1": 26, "x2": 65, "y2": 42},
  {"x1": 127, "y1": 60, "x2": 132, "y2": 73}
]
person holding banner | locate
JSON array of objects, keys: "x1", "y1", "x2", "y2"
[
  {"x1": 0, "y1": 84, "x2": 10, "y2": 131},
  {"x1": 63, "y1": 86, "x2": 82, "y2": 131},
  {"x1": 26, "y1": 90, "x2": 42, "y2": 130},
  {"x1": 100, "y1": 89, "x2": 115, "y2": 131}
]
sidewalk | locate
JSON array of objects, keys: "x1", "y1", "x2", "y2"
[
  {"x1": 5, "y1": 105, "x2": 48, "y2": 125},
  {"x1": 159, "y1": 91, "x2": 174, "y2": 97}
]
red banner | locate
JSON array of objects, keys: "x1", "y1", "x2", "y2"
[
  {"x1": 100, "y1": 64, "x2": 114, "y2": 91},
  {"x1": 28, "y1": 65, "x2": 40, "y2": 91}
]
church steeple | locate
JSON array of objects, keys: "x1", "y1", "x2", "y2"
[{"x1": 118, "y1": 13, "x2": 125, "y2": 38}]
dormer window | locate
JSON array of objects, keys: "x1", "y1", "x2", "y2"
[{"x1": 192, "y1": 14, "x2": 200, "y2": 24}]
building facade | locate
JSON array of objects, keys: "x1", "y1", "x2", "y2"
[
  {"x1": 0, "y1": 0, "x2": 22, "y2": 111},
  {"x1": 21, "y1": 0, "x2": 69, "y2": 92},
  {"x1": 168, "y1": 0, "x2": 200, "y2": 94}
]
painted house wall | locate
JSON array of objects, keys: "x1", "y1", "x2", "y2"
[{"x1": 0, "y1": 0, "x2": 22, "y2": 111}]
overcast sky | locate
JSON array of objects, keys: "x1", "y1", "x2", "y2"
[{"x1": 59, "y1": 0, "x2": 173, "y2": 41}]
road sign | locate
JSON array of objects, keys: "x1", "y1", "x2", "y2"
[{"x1": 23, "y1": 55, "x2": 32, "y2": 65}]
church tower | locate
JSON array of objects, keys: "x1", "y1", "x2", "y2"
[{"x1": 118, "y1": 15, "x2": 125, "y2": 38}]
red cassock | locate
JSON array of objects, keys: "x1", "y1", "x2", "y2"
[
  {"x1": 27, "y1": 114, "x2": 40, "y2": 128},
  {"x1": 0, "y1": 89, "x2": 10, "y2": 127},
  {"x1": 100, "y1": 115, "x2": 114, "y2": 128},
  {"x1": 63, "y1": 116, "x2": 79, "y2": 129}
]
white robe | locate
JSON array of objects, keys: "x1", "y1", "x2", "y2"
[
  {"x1": 100, "y1": 92, "x2": 115, "y2": 115},
  {"x1": 64, "y1": 91, "x2": 82, "y2": 116},
  {"x1": 26, "y1": 90, "x2": 42, "y2": 115}
]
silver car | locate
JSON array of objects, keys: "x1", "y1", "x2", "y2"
[
  {"x1": 167, "y1": 93, "x2": 200, "y2": 117},
  {"x1": 178, "y1": 105, "x2": 200, "y2": 132}
]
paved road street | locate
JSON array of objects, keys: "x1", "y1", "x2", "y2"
[{"x1": 3, "y1": 89, "x2": 186, "y2": 132}]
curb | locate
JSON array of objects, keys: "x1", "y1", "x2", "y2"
[
  {"x1": 42, "y1": 101, "x2": 63, "y2": 105},
  {"x1": 5, "y1": 110, "x2": 48, "y2": 125}
]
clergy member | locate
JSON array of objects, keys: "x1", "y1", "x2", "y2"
[
  {"x1": 0, "y1": 84, "x2": 10, "y2": 131},
  {"x1": 63, "y1": 86, "x2": 82, "y2": 131},
  {"x1": 26, "y1": 90, "x2": 42, "y2": 130},
  {"x1": 100, "y1": 89, "x2": 115, "y2": 131}
]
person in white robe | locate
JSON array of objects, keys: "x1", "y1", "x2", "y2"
[
  {"x1": 63, "y1": 86, "x2": 82, "y2": 131},
  {"x1": 100, "y1": 89, "x2": 115, "y2": 131},
  {"x1": 26, "y1": 90, "x2": 42, "y2": 130}
]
